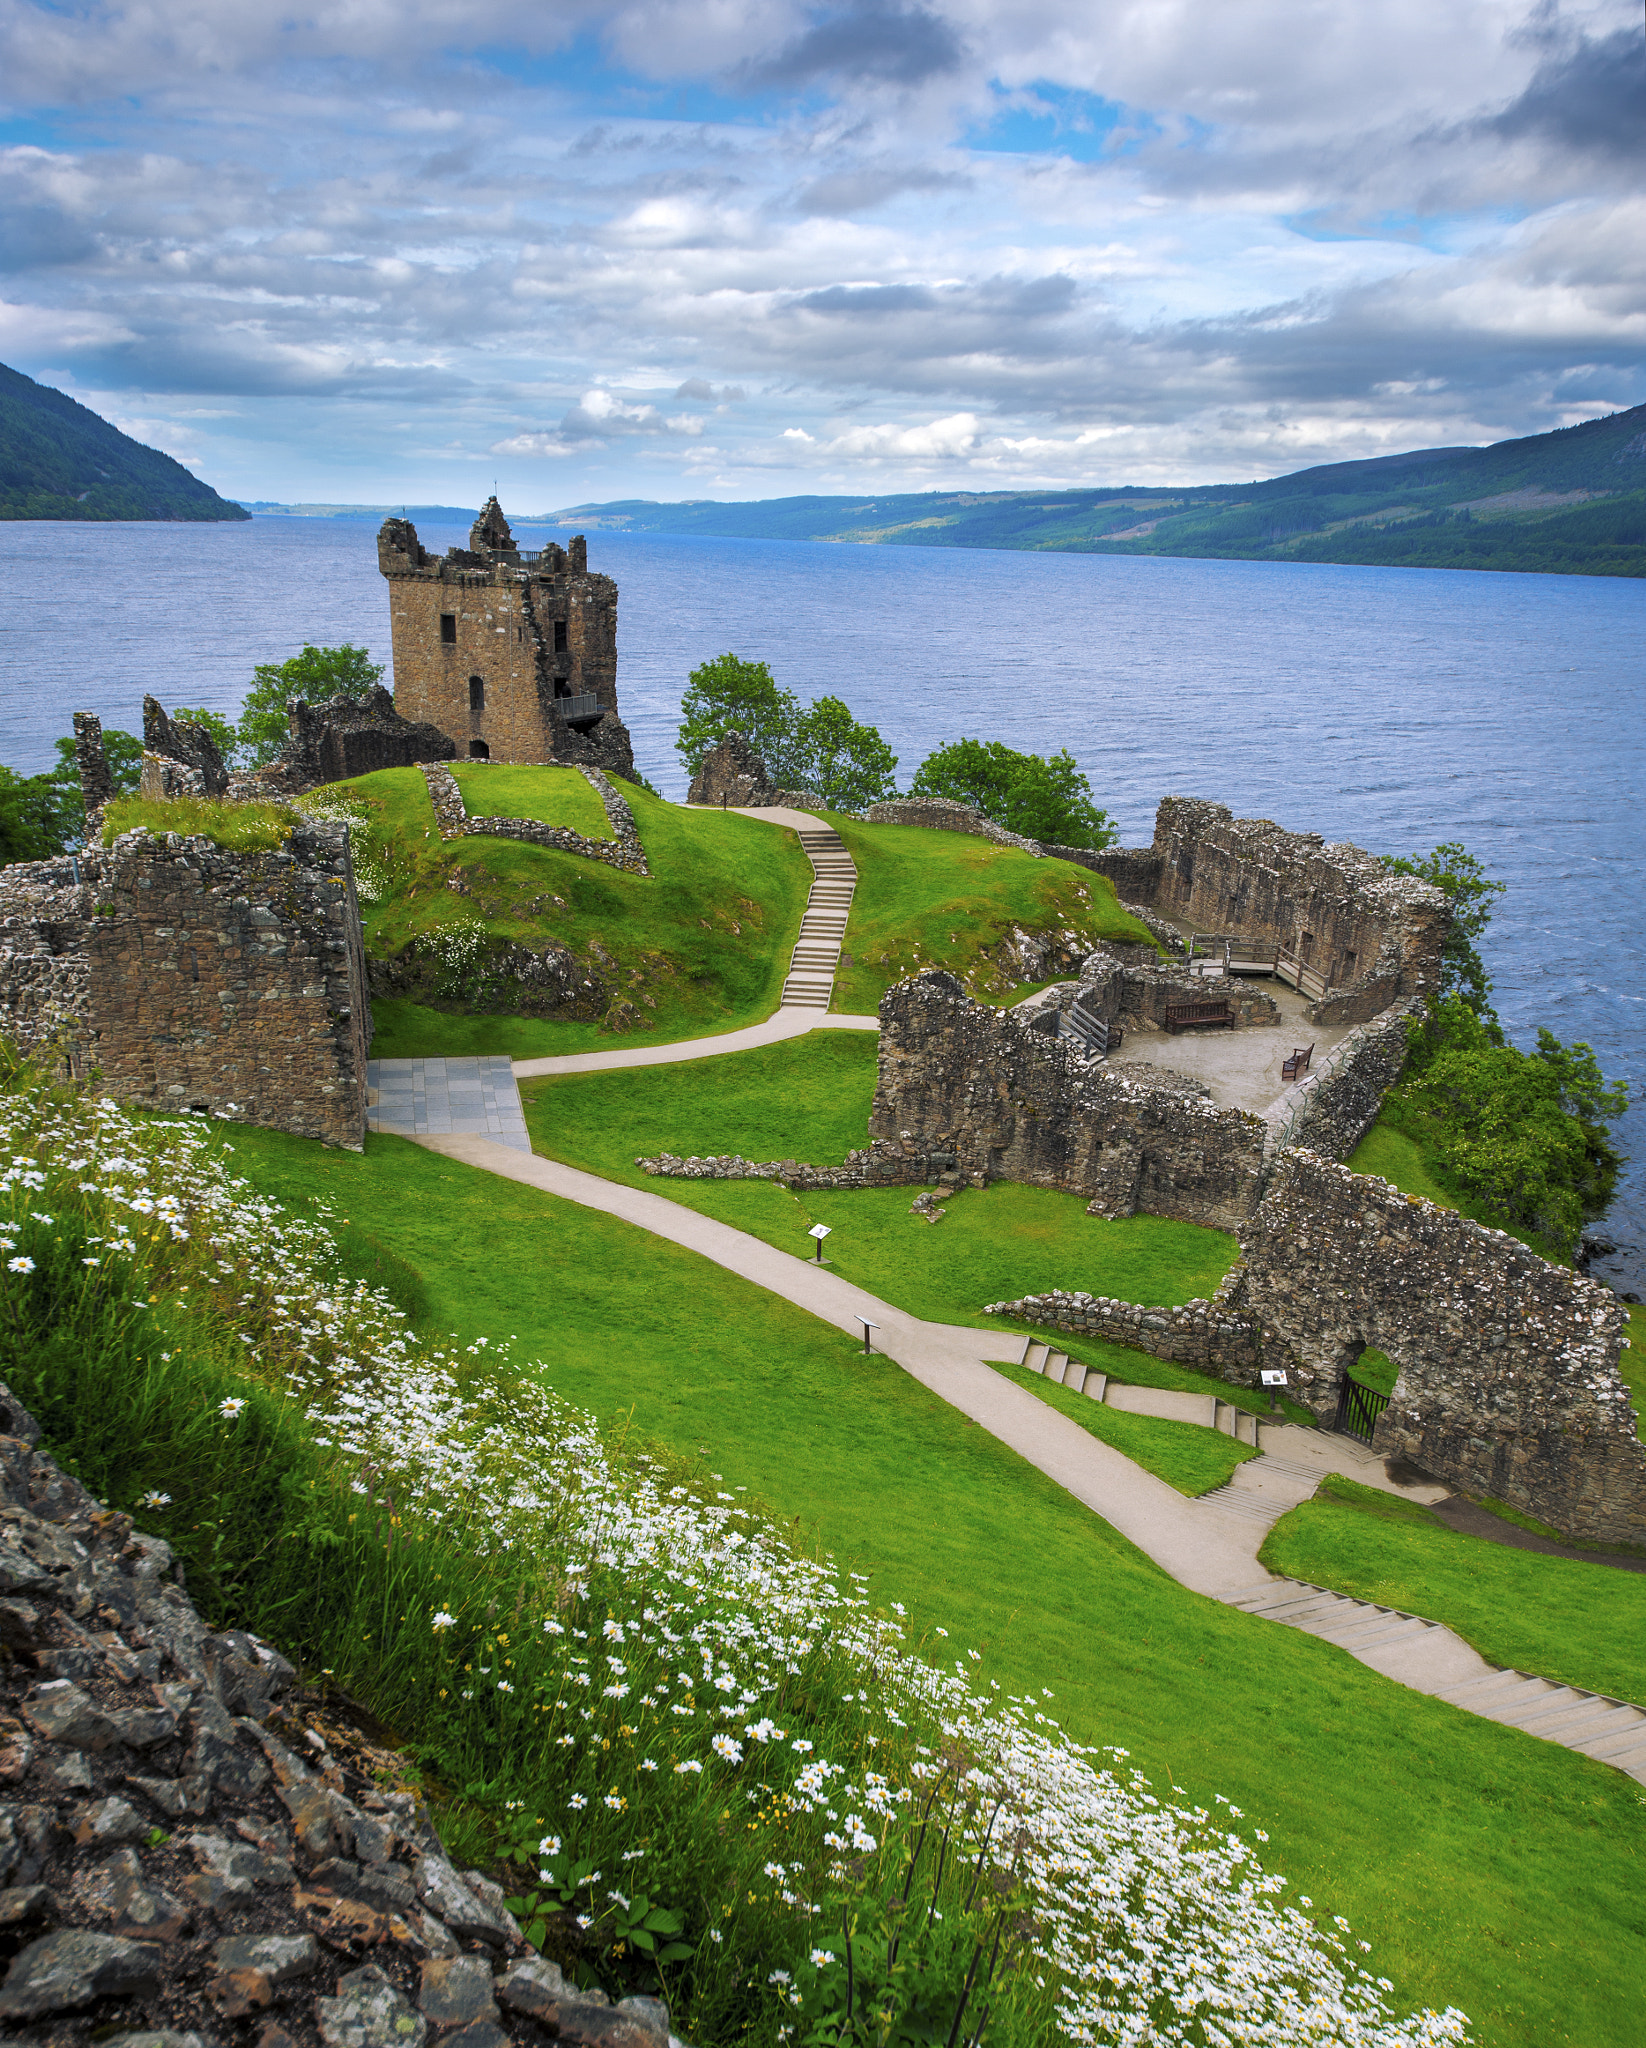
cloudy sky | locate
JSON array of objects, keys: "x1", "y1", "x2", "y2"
[{"x1": 2, "y1": 0, "x2": 1642, "y2": 505}]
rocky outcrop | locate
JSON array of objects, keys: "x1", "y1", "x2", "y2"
[{"x1": 0, "y1": 1382, "x2": 675, "y2": 2046}]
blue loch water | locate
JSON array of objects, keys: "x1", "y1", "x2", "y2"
[{"x1": 2, "y1": 514, "x2": 1642, "y2": 1289}]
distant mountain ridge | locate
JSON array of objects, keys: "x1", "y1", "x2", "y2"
[
  {"x1": 0, "y1": 362, "x2": 249, "y2": 522},
  {"x1": 557, "y1": 404, "x2": 1646, "y2": 578}
]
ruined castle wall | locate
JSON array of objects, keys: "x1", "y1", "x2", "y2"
[
  {"x1": 1148, "y1": 797, "x2": 1447, "y2": 1016},
  {"x1": 1047, "y1": 845, "x2": 1165, "y2": 901},
  {"x1": 0, "y1": 824, "x2": 368, "y2": 1149},
  {"x1": 985, "y1": 1278, "x2": 1266, "y2": 1383},
  {"x1": 378, "y1": 519, "x2": 633, "y2": 777},
  {"x1": 868, "y1": 972, "x2": 1270, "y2": 1229},
  {"x1": 1260, "y1": 1000, "x2": 1415, "y2": 1164},
  {"x1": 1244, "y1": 1151, "x2": 1645, "y2": 1546}
]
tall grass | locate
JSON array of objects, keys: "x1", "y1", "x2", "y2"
[
  {"x1": 0, "y1": 1054, "x2": 1468, "y2": 2048},
  {"x1": 101, "y1": 793, "x2": 297, "y2": 851}
]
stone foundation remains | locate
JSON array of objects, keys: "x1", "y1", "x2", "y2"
[
  {"x1": 420, "y1": 762, "x2": 648, "y2": 875},
  {"x1": 0, "y1": 822, "x2": 369, "y2": 1149},
  {"x1": 268, "y1": 684, "x2": 456, "y2": 791}
]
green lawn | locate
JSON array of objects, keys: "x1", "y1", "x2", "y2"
[
  {"x1": 213, "y1": 1116, "x2": 1646, "y2": 2048},
  {"x1": 518, "y1": 1034, "x2": 1240, "y2": 1329},
  {"x1": 820, "y1": 811, "x2": 1156, "y2": 1014},
  {"x1": 992, "y1": 1358, "x2": 1258, "y2": 1496},
  {"x1": 452, "y1": 761, "x2": 612, "y2": 838},
  {"x1": 337, "y1": 768, "x2": 811, "y2": 1057},
  {"x1": 1262, "y1": 1474, "x2": 1646, "y2": 1707}
]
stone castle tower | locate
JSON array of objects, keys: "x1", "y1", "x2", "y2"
[{"x1": 377, "y1": 498, "x2": 635, "y2": 777}]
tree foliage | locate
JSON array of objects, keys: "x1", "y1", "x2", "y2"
[
  {"x1": 1381, "y1": 840, "x2": 1505, "y2": 1023},
  {"x1": 0, "y1": 764, "x2": 77, "y2": 864},
  {"x1": 675, "y1": 654, "x2": 898, "y2": 810},
  {"x1": 239, "y1": 644, "x2": 384, "y2": 766},
  {"x1": 909, "y1": 737, "x2": 1117, "y2": 849}
]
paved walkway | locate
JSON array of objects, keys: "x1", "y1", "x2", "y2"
[
  {"x1": 367, "y1": 1057, "x2": 530, "y2": 1151},
  {"x1": 413, "y1": 1130, "x2": 1646, "y2": 1786},
  {"x1": 513, "y1": 1010, "x2": 875, "y2": 1081}
]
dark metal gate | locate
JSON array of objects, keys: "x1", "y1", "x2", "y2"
[{"x1": 1333, "y1": 1373, "x2": 1391, "y2": 1447}]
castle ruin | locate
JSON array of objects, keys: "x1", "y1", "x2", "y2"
[{"x1": 378, "y1": 499, "x2": 636, "y2": 779}]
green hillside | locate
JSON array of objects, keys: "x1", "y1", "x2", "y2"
[
  {"x1": 560, "y1": 402, "x2": 1646, "y2": 578},
  {"x1": 0, "y1": 360, "x2": 249, "y2": 521}
]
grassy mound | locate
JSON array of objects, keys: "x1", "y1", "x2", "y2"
[
  {"x1": 517, "y1": 1034, "x2": 1240, "y2": 1326},
  {"x1": 1262, "y1": 1475, "x2": 1646, "y2": 1707},
  {"x1": 990, "y1": 1357, "x2": 1259, "y2": 1497},
  {"x1": 820, "y1": 812, "x2": 1156, "y2": 1013},
  {"x1": 212, "y1": 1115, "x2": 1646, "y2": 2048},
  {"x1": 103, "y1": 793, "x2": 296, "y2": 852},
  {"x1": 305, "y1": 768, "x2": 811, "y2": 1056},
  {"x1": 451, "y1": 762, "x2": 613, "y2": 839}
]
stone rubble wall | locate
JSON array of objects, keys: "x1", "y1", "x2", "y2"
[
  {"x1": 420, "y1": 763, "x2": 648, "y2": 876},
  {"x1": 984, "y1": 1273, "x2": 1265, "y2": 1384},
  {"x1": 684, "y1": 733, "x2": 828, "y2": 815},
  {"x1": 0, "y1": 824, "x2": 369, "y2": 1150},
  {"x1": 0, "y1": 1380, "x2": 673, "y2": 2048},
  {"x1": 1242, "y1": 1151, "x2": 1645, "y2": 1547},
  {"x1": 1261, "y1": 1000, "x2": 1417, "y2": 1164},
  {"x1": 271, "y1": 685, "x2": 457, "y2": 792},
  {"x1": 864, "y1": 798, "x2": 1041, "y2": 854}
]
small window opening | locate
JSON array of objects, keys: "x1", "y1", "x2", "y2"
[
  {"x1": 469, "y1": 739, "x2": 490, "y2": 760},
  {"x1": 1342, "y1": 950, "x2": 1357, "y2": 979},
  {"x1": 440, "y1": 613, "x2": 457, "y2": 645},
  {"x1": 553, "y1": 619, "x2": 568, "y2": 653},
  {"x1": 469, "y1": 676, "x2": 485, "y2": 711},
  {"x1": 1300, "y1": 930, "x2": 1314, "y2": 962}
]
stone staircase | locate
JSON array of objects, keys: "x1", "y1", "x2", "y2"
[
  {"x1": 780, "y1": 825, "x2": 857, "y2": 1009},
  {"x1": 1016, "y1": 1336, "x2": 1265, "y2": 1445},
  {"x1": 1226, "y1": 1578, "x2": 1646, "y2": 1785}
]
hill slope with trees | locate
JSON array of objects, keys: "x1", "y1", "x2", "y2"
[
  {"x1": 0, "y1": 361, "x2": 249, "y2": 521},
  {"x1": 559, "y1": 403, "x2": 1646, "y2": 578}
]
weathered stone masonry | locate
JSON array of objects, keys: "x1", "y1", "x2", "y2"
[
  {"x1": 0, "y1": 822, "x2": 368, "y2": 1149},
  {"x1": 380, "y1": 499, "x2": 636, "y2": 779},
  {"x1": 993, "y1": 1150, "x2": 1645, "y2": 1548}
]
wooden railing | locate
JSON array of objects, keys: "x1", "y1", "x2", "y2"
[
  {"x1": 1067, "y1": 1000, "x2": 1121, "y2": 1058},
  {"x1": 1276, "y1": 948, "x2": 1329, "y2": 1002}
]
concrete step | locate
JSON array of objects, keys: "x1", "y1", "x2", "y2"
[
  {"x1": 1061, "y1": 1355, "x2": 1087, "y2": 1389},
  {"x1": 1085, "y1": 1372, "x2": 1107, "y2": 1402},
  {"x1": 1044, "y1": 1351, "x2": 1068, "y2": 1381},
  {"x1": 1023, "y1": 1342, "x2": 1049, "y2": 1374},
  {"x1": 1571, "y1": 1719, "x2": 1646, "y2": 1763}
]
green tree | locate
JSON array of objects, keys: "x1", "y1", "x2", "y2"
[
  {"x1": 1381, "y1": 841, "x2": 1505, "y2": 1025},
  {"x1": 793, "y1": 695, "x2": 898, "y2": 811},
  {"x1": 0, "y1": 763, "x2": 78, "y2": 863},
  {"x1": 909, "y1": 737, "x2": 1117, "y2": 848},
  {"x1": 675, "y1": 653, "x2": 805, "y2": 783},
  {"x1": 46, "y1": 728, "x2": 143, "y2": 846},
  {"x1": 239, "y1": 644, "x2": 384, "y2": 766}
]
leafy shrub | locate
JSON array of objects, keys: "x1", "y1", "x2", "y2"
[
  {"x1": 909, "y1": 740, "x2": 1116, "y2": 849},
  {"x1": 676, "y1": 655, "x2": 898, "y2": 810}
]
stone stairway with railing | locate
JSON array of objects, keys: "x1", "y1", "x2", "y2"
[{"x1": 780, "y1": 824, "x2": 857, "y2": 1009}]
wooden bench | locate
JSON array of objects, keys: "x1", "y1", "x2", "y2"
[
  {"x1": 1164, "y1": 999, "x2": 1234, "y2": 1034},
  {"x1": 1282, "y1": 1043, "x2": 1315, "y2": 1081}
]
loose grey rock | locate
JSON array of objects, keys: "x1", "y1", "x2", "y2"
[
  {"x1": 129, "y1": 1773, "x2": 214, "y2": 1819},
  {"x1": 76, "y1": 1795, "x2": 151, "y2": 1846},
  {"x1": 442, "y1": 2025, "x2": 508, "y2": 2048},
  {"x1": 317, "y1": 1962, "x2": 429, "y2": 2048},
  {"x1": 412, "y1": 1854, "x2": 517, "y2": 1948},
  {"x1": 22, "y1": 1679, "x2": 120, "y2": 1750},
  {"x1": 212, "y1": 1931, "x2": 320, "y2": 1984},
  {"x1": 48, "y1": 1751, "x2": 93, "y2": 1792},
  {"x1": 556, "y1": 1999, "x2": 659, "y2": 2048},
  {"x1": 92, "y1": 2034, "x2": 217, "y2": 2048},
  {"x1": 182, "y1": 1829, "x2": 295, "y2": 1896},
  {"x1": 495, "y1": 1956, "x2": 569, "y2": 2019},
  {"x1": 0, "y1": 1927, "x2": 163, "y2": 2016},
  {"x1": 110, "y1": 1703, "x2": 180, "y2": 1748},
  {"x1": 186, "y1": 1698, "x2": 269, "y2": 1799},
  {"x1": 618, "y1": 1995, "x2": 672, "y2": 2048},
  {"x1": 419, "y1": 1954, "x2": 498, "y2": 2031},
  {"x1": 0, "y1": 1881, "x2": 55, "y2": 1932},
  {"x1": 71, "y1": 1847, "x2": 192, "y2": 1940}
]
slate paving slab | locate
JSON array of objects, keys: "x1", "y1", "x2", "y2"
[{"x1": 366, "y1": 1057, "x2": 530, "y2": 1153}]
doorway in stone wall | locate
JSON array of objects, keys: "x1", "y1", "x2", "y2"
[{"x1": 1333, "y1": 1345, "x2": 1395, "y2": 1445}]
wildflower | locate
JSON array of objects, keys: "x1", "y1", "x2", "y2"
[
  {"x1": 138, "y1": 1491, "x2": 171, "y2": 1509},
  {"x1": 810, "y1": 1950, "x2": 834, "y2": 1967},
  {"x1": 764, "y1": 1861, "x2": 784, "y2": 1879},
  {"x1": 674, "y1": 1760, "x2": 703, "y2": 1775},
  {"x1": 603, "y1": 1792, "x2": 625, "y2": 1811},
  {"x1": 6, "y1": 1256, "x2": 35, "y2": 1274},
  {"x1": 538, "y1": 1836, "x2": 562, "y2": 1858},
  {"x1": 218, "y1": 1397, "x2": 246, "y2": 1420},
  {"x1": 81, "y1": 1256, "x2": 100, "y2": 1266},
  {"x1": 768, "y1": 1970, "x2": 791, "y2": 1985},
  {"x1": 497, "y1": 1680, "x2": 514, "y2": 1693},
  {"x1": 712, "y1": 1735, "x2": 743, "y2": 1764},
  {"x1": 641, "y1": 1758, "x2": 658, "y2": 1772},
  {"x1": 432, "y1": 1611, "x2": 456, "y2": 1631},
  {"x1": 709, "y1": 1929, "x2": 722, "y2": 1945},
  {"x1": 567, "y1": 1793, "x2": 588, "y2": 1810},
  {"x1": 791, "y1": 1738, "x2": 813, "y2": 1753}
]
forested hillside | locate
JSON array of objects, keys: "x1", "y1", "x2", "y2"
[
  {"x1": 561, "y1": 403, "x2": 1646, "y2": 578},
  {"x1": 0, "y1": 361, "x2": 249, "y2": 521}
]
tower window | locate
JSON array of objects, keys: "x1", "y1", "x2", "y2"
[
  {"x1": 440, "y1": 613, "x2": 457, "y2": 645},
  {"x1": 553, "y1": 619, "x2": 568, "y2": 653},
  {"x1": 469, "y1": 676, "x2": 485, "y2": 711},
  {"x1": 469, "y1": 739, "x2": 490, "y2": 759}
]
